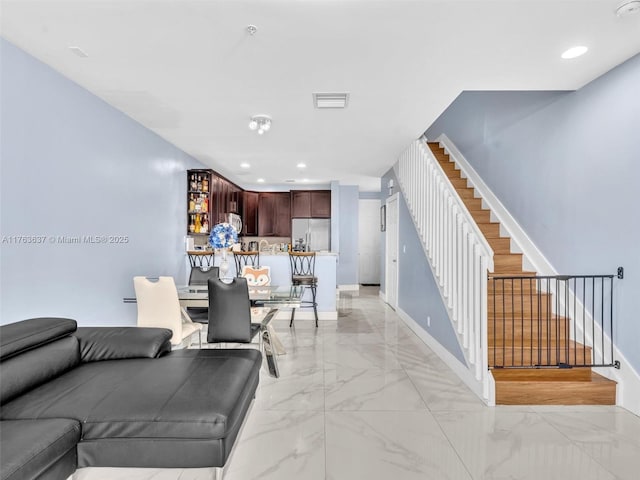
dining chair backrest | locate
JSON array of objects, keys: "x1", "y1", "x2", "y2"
[
  {"x1": 133, "y1": 276, "x2": 182, "y2": 343},
  {"x1": 207, "y1": 276, "x2": 256, "y2": 343},
  {"x1": 188, "y1": 266, "x2": 220, "y2": 285},
  {"x1": 233, "y1": 251, "x2": 260, "y2": 277}
]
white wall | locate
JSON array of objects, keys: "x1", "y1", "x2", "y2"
[{"x1": 358, "y1": 198, "x2": 381, "y2": 284}]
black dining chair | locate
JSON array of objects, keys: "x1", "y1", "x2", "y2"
[
  {"x1": 233, "y1": 251, "x2": 260, "y2": 277},
  {"x1": 288, "y1": 252, "x2": 318, "y2": 327},
  {"x1": 207, "y1": 276, "x2": 279, "y2": 377},
  {"x1": 207, "y1": 276, "x2": 262, "y2": 343},
  {"x1": 185, "y1": 266, "x2": 219, "y2": 324}
]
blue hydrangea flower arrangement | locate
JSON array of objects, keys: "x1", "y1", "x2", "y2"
[{"x1": 209, "y1": 222, "x2": 238, "y2": 249}]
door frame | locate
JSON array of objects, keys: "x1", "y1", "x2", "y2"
[{"x1": 385, "y1": 193, "x2": 399, "y2": 310}]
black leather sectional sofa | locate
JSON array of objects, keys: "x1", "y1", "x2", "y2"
[{"x1": 0, "y1": 317, "x2": 262, "y2": 480}]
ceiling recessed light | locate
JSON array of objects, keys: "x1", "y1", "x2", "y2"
[
  {"x1": 561, "y1": 46, "x2": 588, "y2": 59},
  {"x1": 257, "y1": 178, "x2": 265, "y2": 183},
  {"x1": 240, "y1": 162, "x2": 250, "y2": 169},
  {"x1": 297, "y1": 162, "x2": 306, "y2": 169},
  {"x1": 301, "y1": 178, "x2": 309, "y2": 183},
  {"x1": 68, "y1": 46, "x2": 88, "y2": 58}
]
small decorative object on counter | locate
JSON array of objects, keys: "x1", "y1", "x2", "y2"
[{"x1": 209, "y1": 222, "x2": 239, "y2": 278}]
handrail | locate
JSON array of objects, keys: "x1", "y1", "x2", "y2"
[{"x1": 395, "y1": 138, "x2": 494, "y2": 400}]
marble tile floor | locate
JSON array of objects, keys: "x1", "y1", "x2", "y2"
[{"x1": 74, "y1": 287, "x2": 640, "y2": 480}]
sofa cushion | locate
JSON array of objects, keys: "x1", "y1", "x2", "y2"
[
  {"x1": 0, "y1": 318, "x2": 77, "y2": 361},
  {"x1": 74, "y1": 327, "x2": 172, "y2": 362},
  {"x1": 0, "y1": 336, "x2": 80, "y2": 404},
  {"x1": 0, "y1": 419, "x2": 80, "y2": 480},
  {"x1": 1, "y1": 349, "x2": 261, "y2": 442}
]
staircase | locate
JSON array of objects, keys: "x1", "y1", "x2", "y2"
[{"x1": 427, "y1": 142, "x2": 616, "y2": 405}]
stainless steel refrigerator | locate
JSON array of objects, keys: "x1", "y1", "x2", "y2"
[{"x1": 291, "y1": 219, "x2": 331, "y2": 252}]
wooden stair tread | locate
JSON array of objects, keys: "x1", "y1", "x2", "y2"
[
  {"x1": 493, "y1": 369, "x2": 614, "y2": 384},
  {"x1": 489, "y1": 271, "x2": 537, "y2": 277},
  {"x1": 492, "y1": 370, "x2": 616, "y2": 405}
]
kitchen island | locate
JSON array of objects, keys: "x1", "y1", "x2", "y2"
[{"x1": 192, "y1": 251, "x2": 338, "y2": 320}]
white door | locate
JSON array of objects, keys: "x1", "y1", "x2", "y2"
[
  {"x1": 358, "y1": 199, "x2": 381, "y2": 284},
  {"x1": 385, "y1": 194, "x2": 399, "y2": 309}
]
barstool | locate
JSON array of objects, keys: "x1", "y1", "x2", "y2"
[
  {"x1": 233, "y1": 251, "x2": 260, "y2": 277},
  {"x1": 288, "y1": 252, "x2": 318, "y2": 327}
]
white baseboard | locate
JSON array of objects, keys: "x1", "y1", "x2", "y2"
[
  {"x1": 396, "y1": 306, "x2": 487, "y2": 404},
  {"x1": 595, "y1": 351, "x2": 640, "y2": 417},
  {"x1": 338, "y1": 284, "x2": 360, "y2": 291}
]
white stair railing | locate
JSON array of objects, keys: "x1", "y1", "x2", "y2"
[{"x1": 395, "y1": 138, "x2": 494, "y2": 400}]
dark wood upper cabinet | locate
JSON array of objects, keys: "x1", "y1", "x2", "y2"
[
  {"x1": 310, "y1": 190, "x2": 331, "y2": 218},
  {"x1": 274, "y1": 193, "x2": 291, "y2": 237},
  {"x1": 291, "y1": 190, "x2": 331, "y2": 218},
  {"x1": 187, "y1": 169, "x2": 327, "y2": 238},
  {"x1": 291, "y1": 191, "x2": 311, "y2": 218},
  {"x1": 243, "y1": 191, "x2": 259, "y2": 236},
  {"x1": 258, "y1": 192, "x2": 291, "y2": 237}
]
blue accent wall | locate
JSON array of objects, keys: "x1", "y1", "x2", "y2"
[
  {"x1": 426, "y1": 53, "x2": 640, "y2": 373},
  {"x1": 0, "y1": 39, "x2": 205, "y2": 325},
  {"x1": 381, "y1": 169, "x2": 465, "y2": 363}
]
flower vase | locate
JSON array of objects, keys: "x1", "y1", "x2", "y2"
[{"x1": 219, "y1": 249, "x2": 229, "y2": 279}]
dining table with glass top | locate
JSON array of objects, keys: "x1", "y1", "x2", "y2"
[
  {"x1": 176, "y1": 283, "x2": 304, "y2": 366},
  {"x1": 176, "y1": 284, "x2": 305, "y2": 309}
]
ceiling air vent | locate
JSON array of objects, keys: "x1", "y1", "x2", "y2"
[{"x1": 313, "y1": 92, "x2": 349, "y2": 109}]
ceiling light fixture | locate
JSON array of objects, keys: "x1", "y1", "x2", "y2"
[
  {"x1": 240, "y1": 162, "x2": 250, "y2": 169},
  {"x1": 247, "y1": 25, "x2": 257, "y2": 35},
  {"x1": 616, "y1": 1, "x2": 640, "y2": 16},
  {"x1": 257, "y1": 178, "x2": 265, "y2": 183},
  {"x1": 561, "y1": 46, "x2": 588, "y2": 59},
  {"x1": 297, "y1": 162, "x2": 306, "y2": 169},
  {"x1": 248, "y1": 115, "x2": 272, "y2": 135}
]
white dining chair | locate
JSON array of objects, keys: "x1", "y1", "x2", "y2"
[{"x1": 133, "y1": 276, "x2": 202, "y2": 348}]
